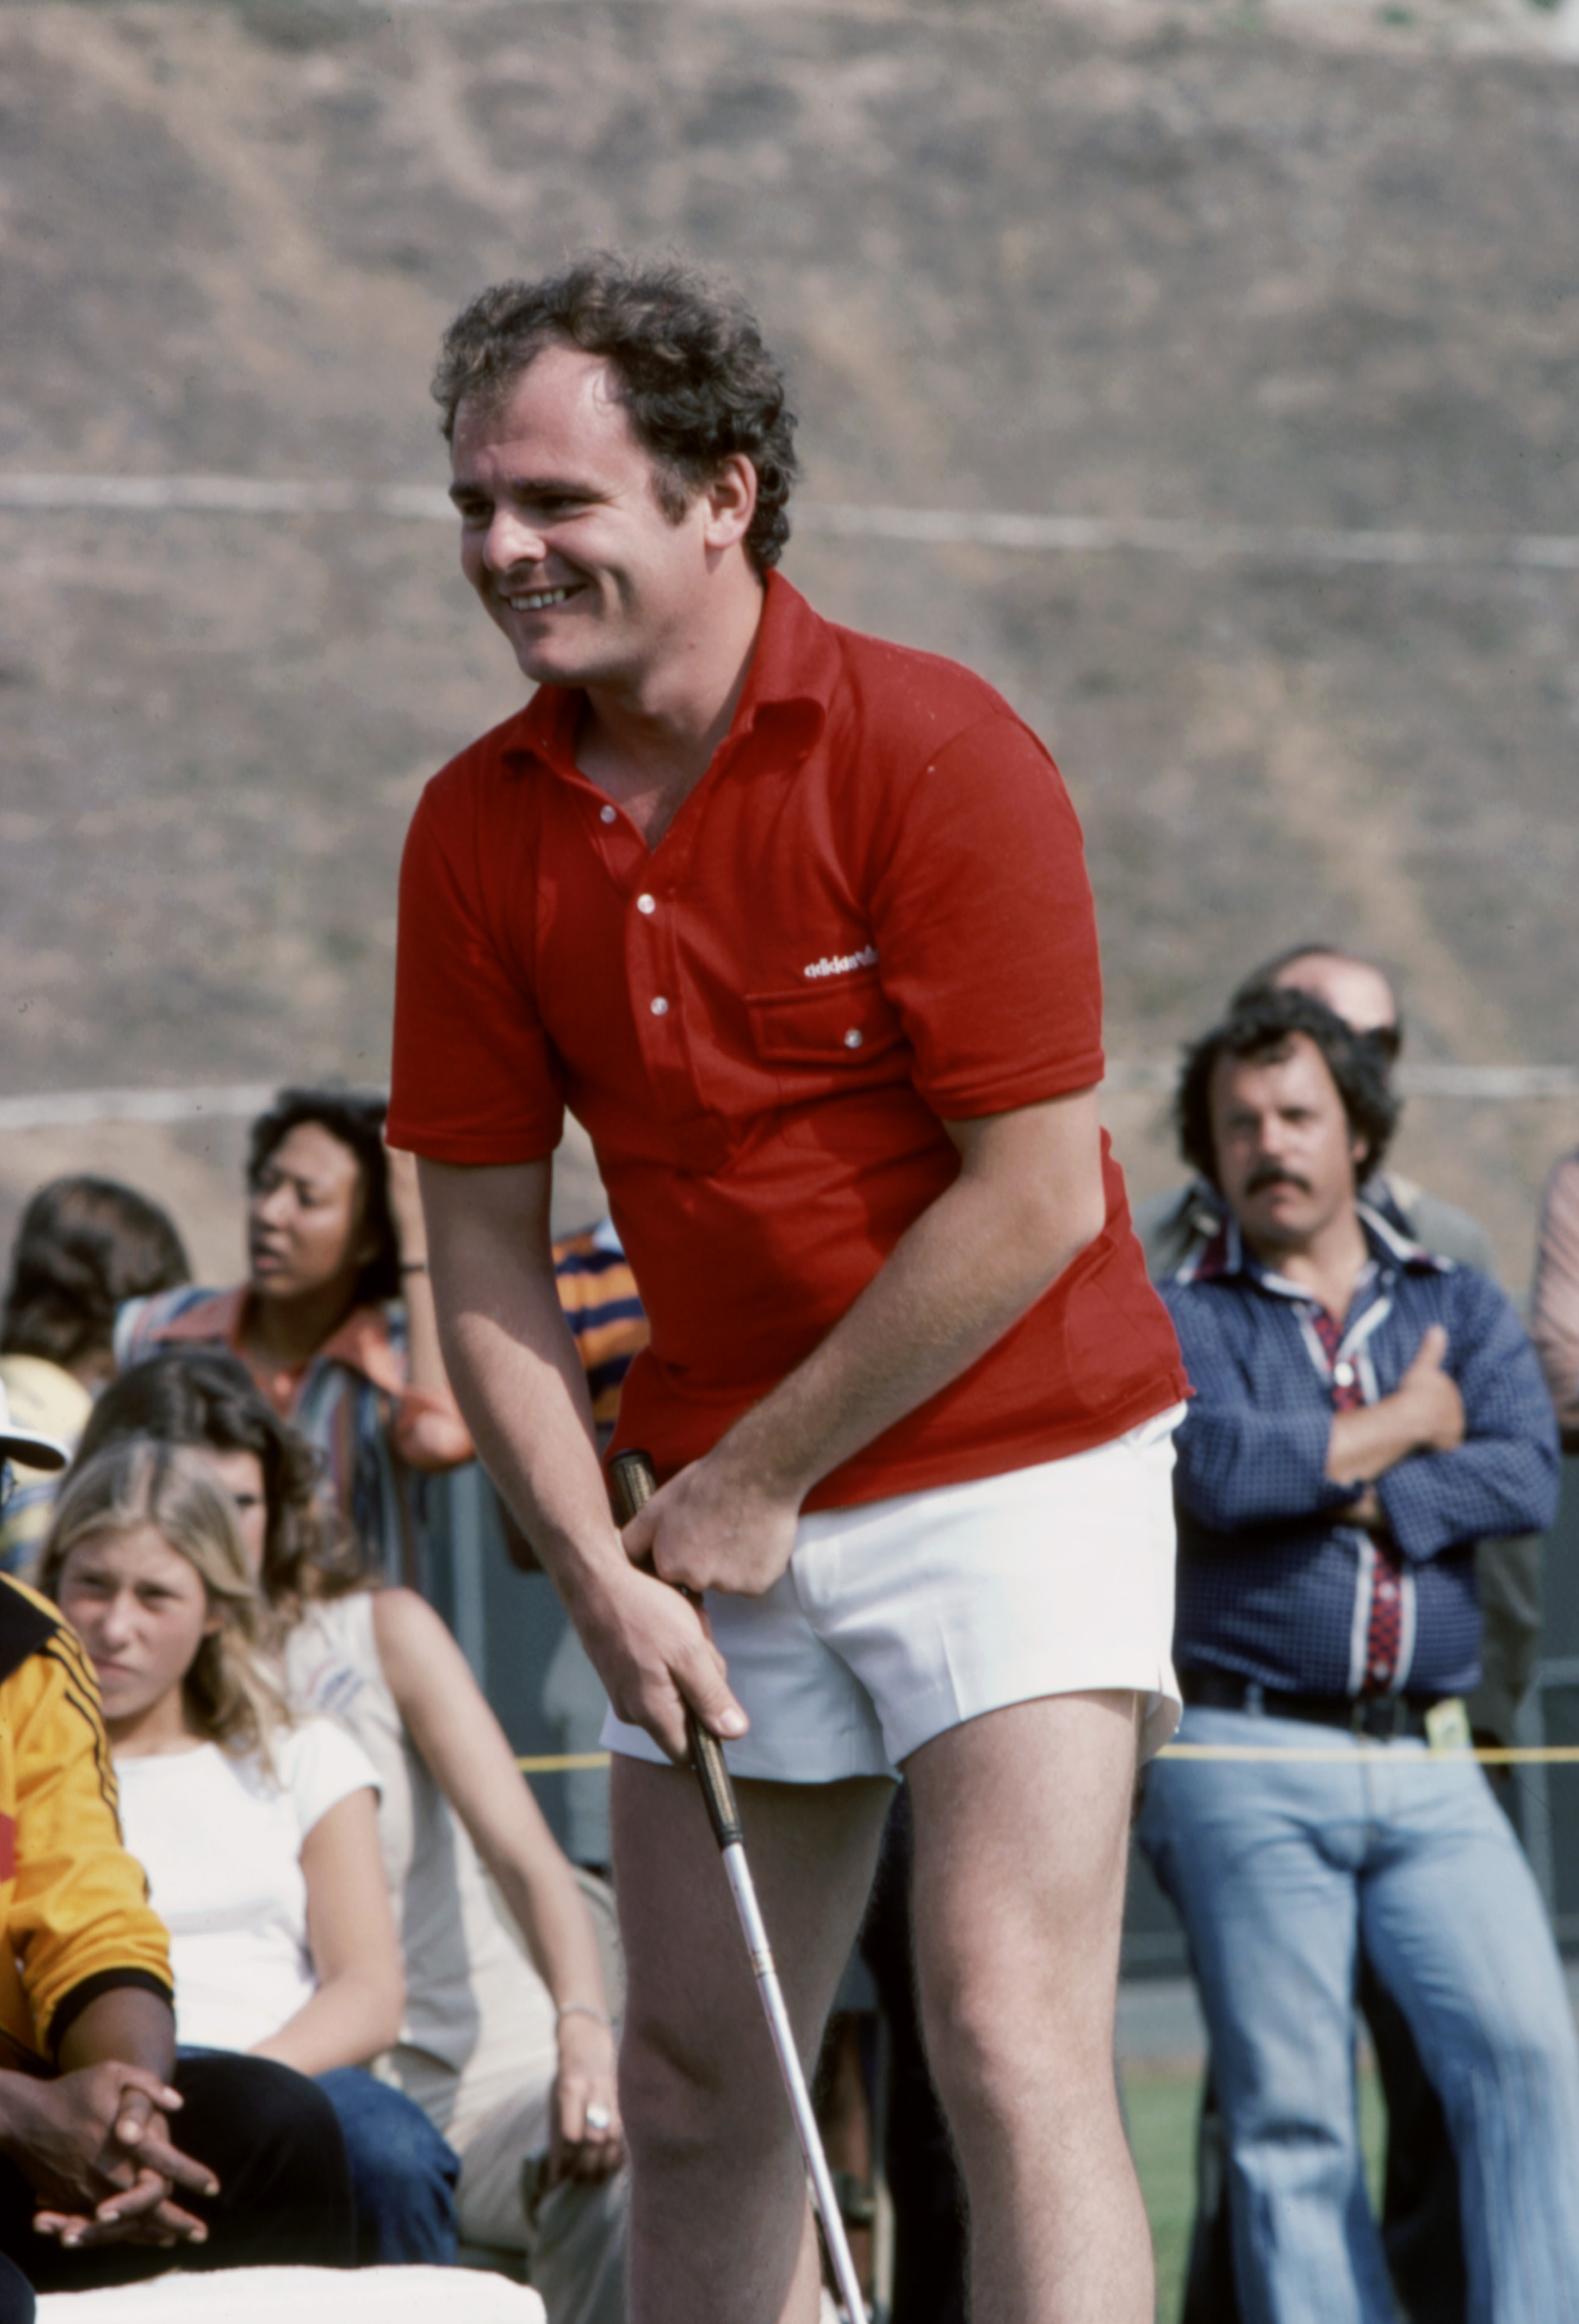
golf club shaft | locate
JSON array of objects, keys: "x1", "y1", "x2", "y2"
[{"x1": 608, "y1": 1449, "x2": 869, "y2": 2323}]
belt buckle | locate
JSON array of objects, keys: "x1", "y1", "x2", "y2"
[{"x1": 1351, "y1": 1696, "x2": 1400, "y2": 1742}]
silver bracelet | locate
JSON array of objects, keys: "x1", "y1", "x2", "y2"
[{"x1": 556, "y1": 2002, "x2": 611, "y2": 2032}]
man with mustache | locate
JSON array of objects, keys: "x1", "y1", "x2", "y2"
[
  {"x1": 1138, "y1": 984, "x2": 1579, "y2": 2323},
  {"x1": 1136, "y1": 942, "x2": 1496, "y2": 1283},
  {"x1": 1136, "y1": 948, "x2": 1541, "y2": 2324}
]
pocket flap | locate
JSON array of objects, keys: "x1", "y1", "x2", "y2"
[{"x1": 744, "y1": 971, "x2": 904, "y2": 1066}]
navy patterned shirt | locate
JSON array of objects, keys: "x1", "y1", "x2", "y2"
[{"x1": 1160, "y1": 1205, "x2": 1560, "y2": 1699}]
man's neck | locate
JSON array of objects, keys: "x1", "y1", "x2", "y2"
[
  {"x1": 578, "y1": 573, "x2": 766, "y2": 847},
  {"x1": 1242, "y1": 1202, "x2": 1371, "y2": 1323}
]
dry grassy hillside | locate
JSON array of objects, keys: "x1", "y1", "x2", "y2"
[{"x1": 2, "y1": 0, "x2": 1576, "y2": 1276}]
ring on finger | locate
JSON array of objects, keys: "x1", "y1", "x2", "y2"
[{"x1": 584, "y1": 2103, "x2": 612, "y2": 2133}]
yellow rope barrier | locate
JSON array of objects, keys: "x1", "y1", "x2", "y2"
[
  {"x1": 516, "y1": 1752, "x2": 615, "y2": 1773},
  {"x1": 517, "y1": 1744, "x2": 1579, "y2": 1774}
]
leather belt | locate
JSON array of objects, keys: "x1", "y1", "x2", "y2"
[{"x1": 1180, "y1": 1667, "x2": 1444, "y2": 1742}]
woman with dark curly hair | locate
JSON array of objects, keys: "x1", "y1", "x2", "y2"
[{"x1": 113, "y1": 1089, "x2": 471, "y2": 1591}]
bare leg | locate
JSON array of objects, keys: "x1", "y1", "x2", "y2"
[
  {"x1": 612, "y1": 1757, "x2": 893, "y2": 2324},
  {"x1": 907, "y1": 1691, "x2": 1151, "y2": 2324}
]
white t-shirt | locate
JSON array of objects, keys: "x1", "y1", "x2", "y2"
[
  {"x1": 114, "y1": 1719, "x2": 378, "y2": 2054},
  {"x1": 283, "y1": 1593, "x2": 558, "y2": 2143}
]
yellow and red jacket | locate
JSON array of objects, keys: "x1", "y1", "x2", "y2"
[{"x1": 0, "y1": 1578, "x2": 172, "y2": 2072}]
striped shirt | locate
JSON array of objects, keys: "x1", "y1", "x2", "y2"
[
  {"x1": 552, "y1": 1219, "x2": 649, "y2": 1426},
  {"x1": 114, "y1": 1286, "x2": 465, "y2": 1594},
  {"x1": 1160, "y1": 1205, "x2": 1560, "y2": 1700}
]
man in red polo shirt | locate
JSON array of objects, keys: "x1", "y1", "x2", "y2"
[{"x1": 390, "y1": 255, "x2": 1187, "y2": 2324}]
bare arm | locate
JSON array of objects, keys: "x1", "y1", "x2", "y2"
[
  {"x1": 628, "y1": 1090, "x2": 1109, "y2": 1589},
  {"x1": 418, "y1": 1154, "x2": 746, "y2": 1760},
  {"x1": 425, "y1": 1093, "x2": 1106, "y2": 1759},
  {"x1": 371, "y1": 1589, "x2": 621, "y2": 2179},
  {"x1": 250, "y1": 1788, "x2": 405, "y2": 2076},
  {"x1": 385, "y1": 1142, "x2": 473, "y2": 1467}
]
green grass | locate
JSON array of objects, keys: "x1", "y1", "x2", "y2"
[{"x1": 1121, "y1": 2058, "x2": 1387, "y2": 2323}]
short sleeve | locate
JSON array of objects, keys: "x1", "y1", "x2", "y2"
[
  {"x1": 863, "y1": 716, "x2": 1104, "y2": 1118},
  {"x1": 277, "y1": 1716, "x2": 380, "y2": 1844},
  {"x1": 388, "y1": 769, "x2": 568, "y2": 1164}
]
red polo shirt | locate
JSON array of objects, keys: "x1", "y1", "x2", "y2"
[{"x1": 390, "y1": 574, "x2": 1184, "y2": 1509}]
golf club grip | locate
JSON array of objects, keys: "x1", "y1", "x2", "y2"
[{"x1": 607, "y1": 1450, "x2": 744, "y2": 1852}]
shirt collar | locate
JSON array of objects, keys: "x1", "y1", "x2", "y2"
[
  {"x1": 314, "y1": 1304, "x2": 406, "y2": 1395},
  {"x1": 1174, "y1": 1198, "x2": 1452, "y2": 1296},
  {"x1": 499, "y1": 568, "x2": 836, "y2": 783},
  {"x1": 144, "y1": 1285, "x2": 405, "y2": 1394},
  {"x1": 147, "y1": 1286, "x2": 249, "y2": 1349}
]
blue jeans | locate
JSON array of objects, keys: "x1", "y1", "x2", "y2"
[
  {"x1": 1138, "y1": 1707, "x2": 1579, "y2": 2324},
  {"x1": 315, "y1": 2066, "x2": 460, "y2": 2266}
]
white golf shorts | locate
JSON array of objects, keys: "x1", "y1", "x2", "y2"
[{"x1": 603, "y1": 1403, "x2": 1185, "y2": 1781}]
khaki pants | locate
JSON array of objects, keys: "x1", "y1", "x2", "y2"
[{"x1": 456, "y1": 2084, "x2": 627, "y2": 2324}]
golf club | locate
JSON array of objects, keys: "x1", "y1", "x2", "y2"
[{"x1": 608, "y1": 1447, "x2": 869, "y2": 2324}]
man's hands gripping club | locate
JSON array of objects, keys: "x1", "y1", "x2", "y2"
[{"x1": 603, "y1": 1438, "x2": 802, "y2": 1764}]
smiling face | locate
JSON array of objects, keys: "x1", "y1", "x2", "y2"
[
  {"x1": 1209, "y1": 1032, "x2": 1368, "y2": 1260},
  {"x1": 449, "y1": 342, "x2": 753, "y2": 700},
  {"x1": 57, "y1": 1522, "x2": 217, "y2": 1747},
  {"x1": 247, "y1": 1121, "x2": 373, "y2": 1307}
]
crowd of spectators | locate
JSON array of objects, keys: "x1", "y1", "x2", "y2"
[
  {"x1": 0, "y1": 1090, "x2": 636, "y2": 2321},
  {"x1": 0, "y1": 985, "x2": 1575, "y2": 2318}
]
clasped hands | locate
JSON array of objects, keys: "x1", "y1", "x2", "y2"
[{"x1": 16, "y1": 2061, "x2": 217, "y2": 2251}]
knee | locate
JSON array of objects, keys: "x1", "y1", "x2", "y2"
[
  {"x1": 618, "y1": 2014, "x2": 722, "y2": 2167},
  {"x1": 1443, "y1": 2003, "x2": 1579, "y2": 2122},
  {"x1": 177, "y1": 2051, "x2": 344, "y2": 2170},
  {"x1": 921, "y1": 1946, "x2": 1112, "y2": 2148},
  {"x1": 618, "y1": 2009, "x2": 786, "y2": 2180},
  {"x1": 317, "y1": 2071, "x2": 458, "y2": 2193}
]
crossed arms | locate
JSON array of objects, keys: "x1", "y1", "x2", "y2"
[{"x1": 1169, "y1": 1274, "x2": 1560, "y2": 1556}]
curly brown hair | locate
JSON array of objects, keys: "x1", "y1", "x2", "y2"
[
  {"x1": 1175, "y1": 987, "x2": 1400, "y2": 1192},
  {"x1": 433, "y1": 253, "x2": 800, "y2": 573}
]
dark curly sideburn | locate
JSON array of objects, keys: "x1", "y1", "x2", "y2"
[
  {"x1": 1176, "y1": 987, "x2": 1400, "y2": 1192},
  {"x1": 432, "y1": 255, "x2": 800, "y2": 574}
]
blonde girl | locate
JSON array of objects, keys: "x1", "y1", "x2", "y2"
[{"x1": 42, "y1": 1441, "x2": 459, "y2": 2266}]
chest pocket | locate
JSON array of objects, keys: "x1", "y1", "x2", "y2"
[{"x1": 744, "y1": 970, "x2": 907, "y2": 1071}]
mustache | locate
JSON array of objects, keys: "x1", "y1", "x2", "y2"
[{"x1": 1245, "y1": 1164, "x2": 1311, "y2": 1196}]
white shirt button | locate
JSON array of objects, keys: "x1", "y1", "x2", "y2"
[
  {"x1": 650, "y1": 996, "x2": 669, "y2": 1016},
  {"x1": 843, "y1": 1028, "x2": 863, "y2": 1049},
  {"x1": 636, "y1": 894, "x2": 656, "y2": 915},
  {"x1": 599, "y1": 804, "x2": 616, "y2": 825},
  {"x1": 1333, "y1": 1361, "x2": 1355, "y2": 1388}
]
